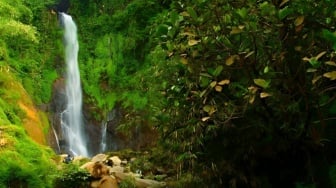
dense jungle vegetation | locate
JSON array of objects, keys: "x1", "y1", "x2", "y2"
[{"x1": 1, "y1": 0, "x2": 336, "y2": 187}]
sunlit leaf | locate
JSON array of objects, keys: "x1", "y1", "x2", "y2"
[
  {"x1": 203, "y1": 105, "x2": 216, "y2": 115},
  {"x1": 215, "y1": 85, "x2": 223, "y2": 92},
  {"x1": 230, "y1": 27, "x2": 243, "y2": 34},
  {"x1": 180, "y1": 11, "x2": 189, "y2": 17},
  {"x1": 244, "y1": 51, "x2": 254, "y2": 59},
  {"x1": 325, "y1": 61, "x2": 336, "y2": 66},
  {"x1": 210, "y1": 81, "x2": 217, "y2": 88},
  {"x1": 260, "y1": 92, "x2": 272, "y2": 98},
  {"x1": 188, "y1": 39, "x2": 200, "y2": 46},
  {"x1": 315, "y1": 51, "x2": 327, "y2": 60},
  {"x1": 226, "y1": 55, "x2": 239, "y2": 66},
  {"x1": 203, "y1": 105, "x2": 212, "y2": 112},
  {"x1": 264, "y1": 66, "x2": 269, "y2": 73},
  {"x1": 294, "y1": 16, "x2": 304, "y2": 26},
  {"x1": 302, "y1": 57, "x2": 311, "y2": 62},
  {"x1": 249, "y1": 95, "x2": 255, "y2": 104},
  {"x1": 323, "y1": 71, "x2": 336, "y2": 80},
  {"x1": 202, "y1": 117, "x2": 210, "y2": 121},
  {"x1": 253, "y1": 79, "x2": 270, "y2": 89},
  {"x1": 218, "y1": 79, "x2": 230, "y2": 85},
  {"x1": 248, "y1": 86, "x2": 258, "y2": 94}
]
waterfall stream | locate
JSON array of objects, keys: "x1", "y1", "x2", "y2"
[
  {"x1": 60, "y1": 13, "x2": 88, "y2": 157},
  {"x1": 100, "y1": 122, "x2": 107, "y2": 153}
]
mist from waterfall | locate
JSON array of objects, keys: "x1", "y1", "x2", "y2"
[{"x1": 60, "y1": 12, "x2": 88, "y2": 157}]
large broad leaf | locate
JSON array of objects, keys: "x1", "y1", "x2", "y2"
[
  {"x1": 230, "y1": 27, "x2": 243, "y2": 35},
  {"x1": 226, "y1": 55, "x2": 239, "y2": 66},
  {"x1": 210, "y1": 81, "x2": 217, "y2": 88},
  {"x1": 278, "y1": 6, "x2": 292, "y2": 20},
  {"x1": 253, "y1": 79, "x2": 271, "y2": 89},
  {"x1": 294, "y1": 16, "x2": 304, "y2": 26},
  {"x1": 325, "y1": 61, "x2": 336, "y2": 66},
  {"x1": 323, "y1": 71, "x2": 336, "y2": 80},
  {"x1": 211, "y1": 65, "x2": 223, "y2": 76},
  {"x1": 236, "y1": 8, "x2": 248, "y2": 19},
  {"x1": 188, "y1": 39, "x2": 200, "y2": 46}
]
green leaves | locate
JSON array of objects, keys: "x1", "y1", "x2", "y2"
[
  {"x1": 236, "y1": 7, "x2": 248, "y2": 19},
  {"x1": 302, "y1": 51, "x2": 326, "y2": 68},
  {"x1": 322, "y1": 29, "x2": 336, "y2": 50},
  {"x1": 0, "y1": 18, "x2": 38, "y2": 44},
  {"x1": 156, "y1": 24, "x2": 169, "y2": 37},
  {"x1": 278, "y1": 6, "x2": 292, "y2": 20},
  {"x1": 253, "y1": 79, "x2": 271, "y2": 89},
  {"x1": 186, "y1": 7, "x2": 198, "y2": 21}
]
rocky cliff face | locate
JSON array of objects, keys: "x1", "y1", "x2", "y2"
[{"x1": 47, "y1": 78, "x2": 158, "y2": 156}]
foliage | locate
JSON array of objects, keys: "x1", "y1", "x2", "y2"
[
  {"x1": 70, "y1": 0, "x2": 168, "y2": 135},
  {"x1": 53, "y1": 163, "x2": 90, "y2": 188},
  {"x1": 119, "y1": 176, "x2": 137, "y2": 188},
  {"x1": 0, "y1": 68, "x2": 57, "y2": 187},
  {"x1": 65, "y1": 0, "x2": 336, "y2": 186},
  {"x1": 2, "y1": 0, "x2": 336, "y2": 187},
  {"x1": 148, "y1": 0, "x2": 336, "y2": 187},
  {"x1": 330, "y1": 163, "x2": 336, "y2": 188},
  {"x1": 0, "y1": 0, "x2": 59, "y2": 183},
  {"x1": 0, "y1": 126, "x2": 57, "y2": 187}
]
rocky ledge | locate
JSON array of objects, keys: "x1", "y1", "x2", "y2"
[{"x1": 60, "y1": 153, "x2": 166, "y2": 188}]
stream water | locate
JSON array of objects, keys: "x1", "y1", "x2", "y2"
[{"x1": 60, "y1": 13, "x2": 88, "y2": 157}]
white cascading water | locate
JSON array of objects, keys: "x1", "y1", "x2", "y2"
[
  {"x1": 100, "y1": 122, "x2": 107, "y2": 153},
  {"x1": 60, "y1": 12, "x2": 88, "y2": 157}
]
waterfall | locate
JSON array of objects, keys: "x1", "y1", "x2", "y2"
[
  {"x1": 60, "y1": 12, "x2": 88, "y2": 157},
  {"x1": 51, "y1": 124, "x2": 61, "y2": 153},
  {"x1": 100, "y1": 122, "x2": 107, "y2": 153}
]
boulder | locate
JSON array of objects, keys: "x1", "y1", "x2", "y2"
[
  {"x1": 109, "y1": 156, "x2": 122, "y2": 166},
  {"x1": 110, "y1": 166, "x2": 124, "y2": 174},
  {"x1": 92, "y1": 153, "x2": 108, "y2": 162},
  {"x1": 90, "y1": 175, "x2": 118, "y2": 188},
  {"x1": 81, "y1": 161, "x2": 110, "y2": 178}
]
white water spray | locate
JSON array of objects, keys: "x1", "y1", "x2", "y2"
[
  {"x1": 100, "y1": 122, "x2": 107, "y2": 153},
  {"x1": 60, "y1": 12, "x2": 88, "y2": 157}
]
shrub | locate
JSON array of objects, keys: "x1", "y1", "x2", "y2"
[{"x1": 53, "y1": 163, "x2": 90, "y2": 188}]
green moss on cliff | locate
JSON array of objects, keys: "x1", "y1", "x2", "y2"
[{"x1": 0, "y1": 70, "x2": 57, "y2": 187}]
